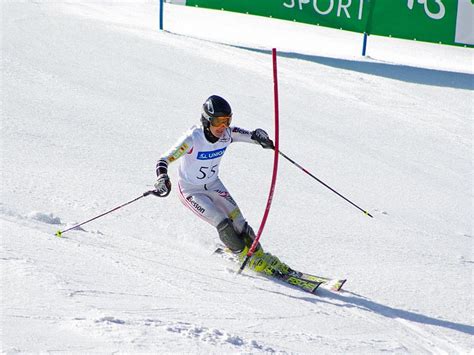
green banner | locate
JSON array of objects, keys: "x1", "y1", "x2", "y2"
[
  {"x1": 166, "y1": 0, "x2": 474, "y2": 47},
  {"x1": 370, "y1": 0, "x2": 457, "y2": 45}
]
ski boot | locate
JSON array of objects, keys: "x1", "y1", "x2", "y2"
[
  {"x1": 237, "y1": 223, "x2": 291, "y2": 276},
  {"x1": 217, "y1": 218, "x2": 291, "y2": 276},
  {"x1": 242, "y1": 249, "x2": 291, "y2": 276}
]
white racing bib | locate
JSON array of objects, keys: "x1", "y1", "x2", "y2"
[{"x1": 159, "y1": 125, "x2": 255, "y2": 185}]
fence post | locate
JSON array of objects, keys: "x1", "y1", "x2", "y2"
[
  {"x1": 362, "y1": 32, "x2": 368, "y2": 56},
  {"x1": 159, "y1": 0, "x2": 164, "y2": 30},
  {"x1": 362, "y1": 0, "x2": 376, "y2": 56}
]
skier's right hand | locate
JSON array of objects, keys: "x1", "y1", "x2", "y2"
[{"x1": 153, "y1": 173, "x2": 171, "y2": 197}]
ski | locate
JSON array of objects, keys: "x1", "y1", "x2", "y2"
[
  {"x1": 274, "y1": 273, "x2": 322, "y2": 294},
  {"x1": 214, "y1": 247, "x2": 322, "y2": 294},
  {"x1": 213, "y1": 247, "x2": 345, "y2": 294},
  {"x1": 292, "y1": 272, "x2": 346, "y2": 291}
]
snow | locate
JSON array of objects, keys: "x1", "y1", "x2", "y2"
[{"x1": 1, "y1": 1, "x2": 473, "y2": 353}]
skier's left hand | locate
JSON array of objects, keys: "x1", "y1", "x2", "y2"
[{"x1": 251, "y1": 128, "x2": 274, "y2": 149}]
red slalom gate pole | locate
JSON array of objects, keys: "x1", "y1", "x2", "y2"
[{"x1": 239, "y1": 48, "x2": 280, "y2": 273}]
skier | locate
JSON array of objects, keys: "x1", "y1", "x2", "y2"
[{"x1": 153, "y1": 95, "x2": 289, "y2": 275}]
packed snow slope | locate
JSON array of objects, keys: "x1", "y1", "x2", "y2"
[{"x1": 2, "y1": 1, "x2": 473, "y2": 353}]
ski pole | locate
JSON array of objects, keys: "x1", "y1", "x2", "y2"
[
  {"x1": 278, "y1": 150, "x2": 373, "y2": 218},
  {"x1": 239, "y1": 48, "x2": 281, "y2": 273},
  {"x1": 55, "y1": 190, "x2": 158, "y2": 237}
]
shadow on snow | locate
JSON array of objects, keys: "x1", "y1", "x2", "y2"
[
  {"x1": 235, "y1": 46, "x2": 473, "y2": 91},
  {"x1": 259, "y1": 282, "x2": 472, "y2": 336},
  {"x1": 313, "y1": 289, "x2": 473, "y2": 336},
  {"x1": 164, "y1": 30, "x2": 472, "y2": 90}
]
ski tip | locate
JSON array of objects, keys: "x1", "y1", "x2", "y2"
[
  {"x1": 55, "y1": 230, "x2": 62, "y2": 238},
  {"x1": 333, "y1": 279, "x2": 347, "y2": 292}
]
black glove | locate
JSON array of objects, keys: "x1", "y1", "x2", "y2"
[
  {"x1": 251, "y1": 128, "x2": 274, "y2": 149},
  {"x1": 153, "y1": 173, "x2": 171, "y2": 197}
]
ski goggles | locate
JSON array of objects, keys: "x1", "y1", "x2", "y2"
[{"x1": 210, "y1": 115, "x2": 232, "y2": 127}]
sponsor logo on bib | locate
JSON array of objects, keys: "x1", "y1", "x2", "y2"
[{"x1": 197, "y1": 147, "x2": 227, "y2": 160}]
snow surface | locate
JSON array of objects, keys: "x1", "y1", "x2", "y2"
[{"x1": 1, "y1": 1, "x2": 473, "y2": 353}]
